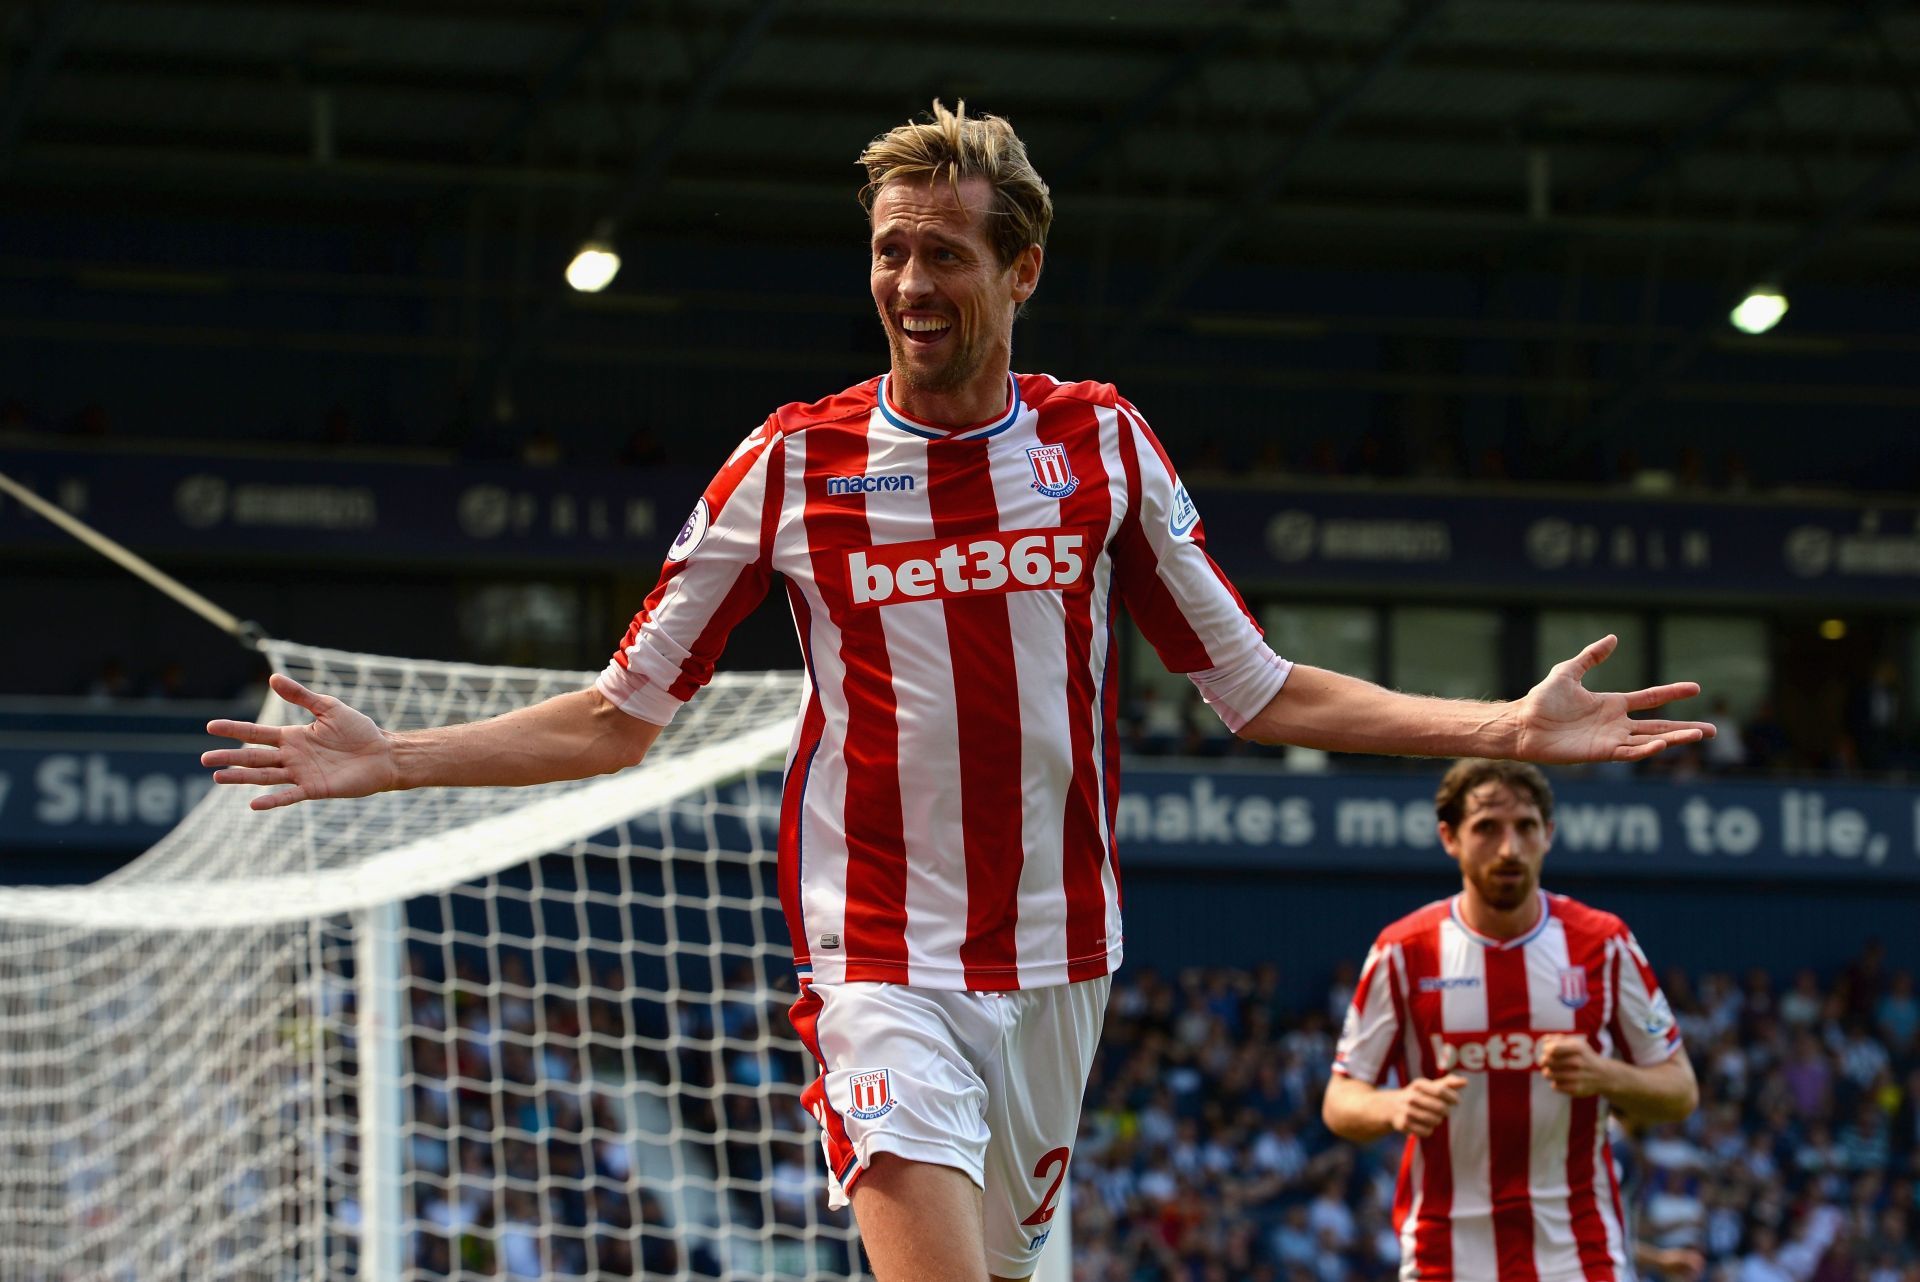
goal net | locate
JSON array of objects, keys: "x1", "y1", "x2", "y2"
[{"x1": 0, "y1": 641, "x2": 868, "y2": 1280}]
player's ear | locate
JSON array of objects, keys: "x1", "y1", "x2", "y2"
[
  {"x1": 1009, "y1": 244, "x2": 1043, "y2": 302},
  {"x1": 1437, "y1": 821, "x2": 1460, "y2": 861}
]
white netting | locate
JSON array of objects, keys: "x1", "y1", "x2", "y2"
[{"x1": 0, "y1": 642, "x2": 867, "y2": 1280}]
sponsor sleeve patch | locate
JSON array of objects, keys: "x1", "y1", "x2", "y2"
[{"x1": 1169, "y1": 483, "x2": 1198, "y2": 537}]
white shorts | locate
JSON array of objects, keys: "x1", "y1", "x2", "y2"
[{"x1": 789, "y1": 975, "x2": 1110, "y2": 1276}]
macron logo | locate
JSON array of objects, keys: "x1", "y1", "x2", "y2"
[{"x1": 827, "y1": 474, "x2": 916, "y2": 495}]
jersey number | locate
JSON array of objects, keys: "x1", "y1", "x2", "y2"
[{"x1": 1021, "y1": 1147, "x2": 1071, "y2": 1227}]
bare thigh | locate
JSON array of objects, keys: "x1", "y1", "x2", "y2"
[{"x1": 849, "y1": 1154, "x2": 1033, "y2": 1282}]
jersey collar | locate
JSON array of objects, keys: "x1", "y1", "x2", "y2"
[
  {"x1": 1448, "y1": 891, "x2": 1551, "y2": 950},
  {"x1": 876, "y1": 372, "x2": 1022, "y2": 441}
]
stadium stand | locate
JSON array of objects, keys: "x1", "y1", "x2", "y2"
[{"x1": 1065, "y1": 953, "x2": 1920, "y2": 1282}]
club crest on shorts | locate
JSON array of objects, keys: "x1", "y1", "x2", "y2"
[
  {"x1": 847, "y1": 1069, "x2": 896, "y2": 1120},
  {"x1": 1025, "y1": 444, "x2": 1079, "y2": 499},
  {"x1": 1558, "y1": 966, "x2": 1590, "y2": 1009}
]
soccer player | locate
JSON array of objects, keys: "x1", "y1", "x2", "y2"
[
  {"x1": 201, "y1": 103, "x2": 1715, "y2": 1282},
  {"x1": 1323, "y1": 760, "x2": 1700, "y2": 1282}
]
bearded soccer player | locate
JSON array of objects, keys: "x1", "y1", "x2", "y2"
[
  {"x1": 1323, "y1": 760, "x2": 1700, "y2": 1282},
  {"x1": 202, "y1": 104, "x2": 1715, "y2": 1282}
]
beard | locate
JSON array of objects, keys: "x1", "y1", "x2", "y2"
[{"x1": 1469, "y1": 861, "x2": 1537, "y2": 912}]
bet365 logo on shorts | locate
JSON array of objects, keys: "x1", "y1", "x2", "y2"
[{"x1": 846, "y1": 1069, "x2": 896, "y2": 1120}]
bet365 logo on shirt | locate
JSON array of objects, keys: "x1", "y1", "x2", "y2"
[
  {"x1": 1430, "y1": 1030, "x2": 1562, "y2": 1073},
  {"x1": 846, "y1": 528, "x2": 1092, "y2": 607}
]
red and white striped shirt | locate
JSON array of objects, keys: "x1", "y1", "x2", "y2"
[
  {"x1": 598, "y1": 373, "x2": 1289, "y2": 990},
  {"x1": 1333, "y1": 891, "x2": 1682, "y2": 1282}
]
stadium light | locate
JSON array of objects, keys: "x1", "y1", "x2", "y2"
[
  {"x1": 565, "y1": 241, "x2": 621, "y2": 293},
  {"x1": 1729, "y1": 284, "x2": 1788, "y2": 335}
]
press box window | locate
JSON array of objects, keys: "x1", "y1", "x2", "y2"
[{"x1": 1390, "y1": 607, "x2": 1500, "y2": 700}]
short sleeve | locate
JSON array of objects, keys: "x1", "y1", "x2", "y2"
[
  {"x1": 1609, "y1": 931, "x2": 1682, "y2": 1066},
  {"x1": 1109, "y1": 399, "x2": 1290, "y2": 731},
  {"x1": 596, "y1": 423, "x2": 781, "y2": 725},
  {"x1": 1333, "y1": 941, "x2": 1405, "y2": 1086}
]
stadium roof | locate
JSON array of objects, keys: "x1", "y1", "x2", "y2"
[
  {"x1": 10, "y1": 0, "x2": 1919, "y2": 269},
  {"x1": 4, "y1": 0, "x2": 1918, "y2": 439}
]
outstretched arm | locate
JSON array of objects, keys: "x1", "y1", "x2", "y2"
[
  {"x1": 203, "y1": 673, "x2": 664, "y2": 811},
  {"x1": 1238, "y1": 634, "x2": 1714, "y2": 764}
]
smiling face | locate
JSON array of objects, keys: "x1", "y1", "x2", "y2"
[
  {"x1": 869, "y1": 176, "x2": 1041, "y2": 419},
  {"x1": 1439, "y1": 781, "x2": 1553, "y2": 922}
]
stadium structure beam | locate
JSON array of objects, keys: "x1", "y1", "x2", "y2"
[
  {"x1": 1577, "y1": 0, "x2": 1906, "y2": 220},
  {"x1": 1472, "y1": 0, "x2": 1904, "y2": 436},
  {"x1": 1474, "y1": 0, "x2": 1906, "y2": 285},
  {"x1": 0, "y1": 0, "x2": 93, "y2": 177},
  {"x1": 1053, "y1": 0, "x2": 1278, "y2": 190},
  {"x1": 1591, "y1": 130, "x2": 1920, "y2": 431},
  {"x1": 486, "y1": 0, "x2": 786, "y2": 404},
  {"x1": 475, "y1": 0, "x2": 639, "y2": 169},
  {"x1": 1106, "y1": 0, "x2": 1452, "y2": 360}
]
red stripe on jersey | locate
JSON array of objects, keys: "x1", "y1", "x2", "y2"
[
  {"x1": 1037, "y1": 405, "x2": 1114, "y2": 981},
  {"x1": 1557, "y1": 911, "x2": 1621, "y2": 1280},
  {"x1": 1110, "y1": 410, "x2": 1214, "y2": 671},
  {"x1": 667, "y1": 434, "x2": 785, "y2": 700},
  {"x1": 1399, "y1": 928, "x2": 1454, "y2": 1277},
  {"x1": 927, "y1": 442, "x2": 1025, "y2": 988},
  {"x1": 1099, "y1": 585, "x2": 1124, "y2": 907},
  {"x1": 1605, "y1": 942, "x2": 1635, "y2": 1065},
  {"x1": 1485, "y1": 945, "x2": 1540, "y2": 1282},
  {"x1": 779, "y1": 582, "x2": 827, "y2": 975},
  {"x1": 802, "y1": 427, "x2": 910, "y2": 983},
  {"x1": 1564, "y1": 1095, "x2": 1615, "y2": 1281}
]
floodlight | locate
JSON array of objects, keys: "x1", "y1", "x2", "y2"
[
  {"x1": 565, "y1": 242, "x2": 621, "y2": 293},
  {"x1": 1730, "y1": 284, "x2": 1788, "y2": 335}
]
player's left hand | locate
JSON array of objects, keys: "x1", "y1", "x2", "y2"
[
  {"x1": 1538, "y1": 1033, "x2": 1612, "y2": 1098},
  {"x1": 1511, "y1": 635, "x2": 1717, "y2": 764}
]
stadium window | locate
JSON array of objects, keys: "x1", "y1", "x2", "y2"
[
  {"x1": 459, "y1": 582, "x2": 583, "y2": 668},
  {"x1": 1536, "y1": 611, "x2": 1647, "y2": 695},
  {"x1": 1659, "y1": 614, "x2": 1769, "y2": 719},
  {"x1": 1260, "y1": 603, "x2": 1379, "y2": 685},
  {"x1": 1388, "y1": 607, "x2": 1500, "y2": 699}
]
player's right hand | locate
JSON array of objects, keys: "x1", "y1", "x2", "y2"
[
  {"x1": 1389, "y1": 1074, "x2": 1468, "y2": 1137},
  {"x1": 202, "y1": 673, "x2": 398, "y2": 811}
]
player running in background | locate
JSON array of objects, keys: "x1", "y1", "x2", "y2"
[
  {"x1": 1324, "y1": 759, "x2": 1700, "y2": 1282},
  {"x1": 201, "y1": 104, "x2": 1716, "y2": 1282}
]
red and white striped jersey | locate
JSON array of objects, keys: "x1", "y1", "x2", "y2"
[
  {"x1": 597, "y1": 372, "x2": 1289, "y2": 990},
  {"x1": 1334, "y1": 891, "x2": 1682, "y2": 1282}
]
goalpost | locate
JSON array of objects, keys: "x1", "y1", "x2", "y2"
[
  {"x1": 0, "y1": 642, "x2": 865, "y2": 1280},
  {"x1": 0, "y1": 642, "x2": 1075, "y2": 1281}
]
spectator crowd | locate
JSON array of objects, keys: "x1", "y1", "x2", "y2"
[
  {"x1": 369, "y1": 936, "x2": 1920, "y2": 1281},
  {"x1": 1067, "y1": 946, "x2": 1920, "y2": 1282}
]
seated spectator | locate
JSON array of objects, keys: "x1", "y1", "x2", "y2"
[
  {"x1": 1876, "y1": 972, "x2": 1919, "y2": 1057},
  {"x1": 1738, "y1": 1224, "x2": 1795, "y2": 1282}
]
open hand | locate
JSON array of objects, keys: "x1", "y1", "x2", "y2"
[
  {"x1": 1390, "y1": 1074, "x2": 1468, "y2": 1137},
  {"x1": 1512, "y1": 635, "x2": 1716, "y2": 764},
  {"x1": 203, "y1": 673, "x2": 398, "y2": 810}
]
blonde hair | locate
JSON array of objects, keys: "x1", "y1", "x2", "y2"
[{"x1": 857, "y1": 99, "x2": 1053, "y2": 269}]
